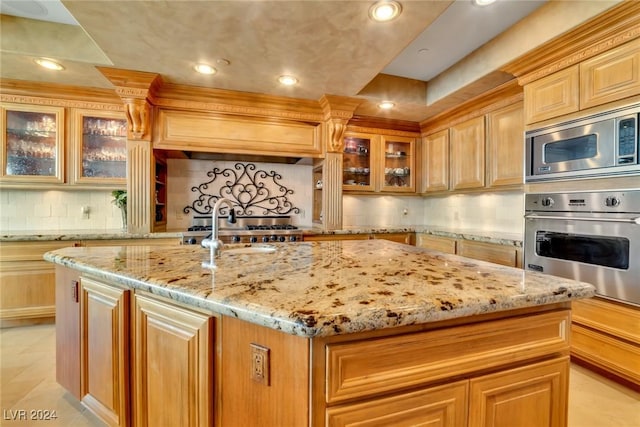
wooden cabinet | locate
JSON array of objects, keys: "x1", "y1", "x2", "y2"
[
  {"x1": 0, "y1": 240, "x2": 79, "y2": 327},
  {"x1": 524, "y1": 65, "x2": 580, "y2": 125},
  {"x1": 580, "y1": 38, "x2": 640, "y2": 110},
  {"x1": 326, "y1": 381, "x2": 468, "y2": 427},
  {"x1": 416, "y1": 234, "x2": 521, "y2": 268},
  {"x1": 303, "y1": 232, "x2": 414, "y2": 245},
  {"x1": 486, "y1": 101, "x2": 524, "y2": 187},
  {"x1": 1, "y1": 103, "x2": 65, "y2": 184},
  {"x1": 450, "y1": 116, "x2": 485, "y2": 190},
  {"x1": 55, "y1": 265, "x2": 81, "y2": 399},
  {"x1": 524, "y1": 38, "x2": 640, "y2": 124},
  {"x1": 133, "y1": 294, "x2": 214, "y2": 427},
  {"x1": 469, "y1": 357, "x2": 569, "y2": 427},
  {"x1": 80, "y1": 276, "x2": 130, "y2": 427},
  {"x1": 415, "y1": 234, "x2": 457, "y2": 254},
  {"x1": 343, "y1": 132, "x2": 416, "y2": 193},
  {"x1": 571, "y1": 297, "x2": 640, "y2": 388},
  {"x1": 422, "y1": 129, "x2": 450, "y2": 193}
]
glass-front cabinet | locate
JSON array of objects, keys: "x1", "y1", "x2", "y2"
[
  {"x1": 72, "y1": 109, "x2": 127, "y2": 185},
  {"x1": 343, "y1": 134, "x2": 375, "y2": 192},
  {"x1": 343, "y1": 132, "x2": 415, "y2": 193},
  {"x1": 1, "y1": 104, "x2": 65, "y2": 183},
  {"x1": 381, "y1": 135, "x2": 415, "y2": 192}
]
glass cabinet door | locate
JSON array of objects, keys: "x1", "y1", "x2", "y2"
[
  {"x1": 381, "y1": 136, "x2": 415, "y2": 192},
  {"x1": 1, "y1": 104, "x2": 65, "y2": 183},
  {"x1": 72, "y1": 109, "x2": 127, "y2": 185},
  {"x1": 343, "y1": 134, "x2": 375, "y2": 192}
]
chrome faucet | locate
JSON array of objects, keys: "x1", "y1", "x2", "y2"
[{"x1": 201, "y1": 198, "x2": 236, "y2": 267}]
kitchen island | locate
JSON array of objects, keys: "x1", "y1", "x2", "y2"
[{"x1": 44, "y1": 239, "x2": 594, "y2": 427}]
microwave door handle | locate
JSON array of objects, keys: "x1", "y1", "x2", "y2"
[{"x1": 524, "y1": 214, "x2": 640, "y2": 224}]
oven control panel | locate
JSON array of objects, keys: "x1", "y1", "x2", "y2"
[{"x1": 525, "y1": 190, "x2": 640, "y2": 213}]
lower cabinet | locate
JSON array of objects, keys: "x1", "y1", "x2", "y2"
[
  {"x1": 326, "y1": 381, "x2": 468, "y2": 427},
  {"x1": 571, "y1": 297, "x2": 640, "y2": 388},
  {"x1": 416, "y1": 233, "x2": 522, "y2": 268},
  {"x1": 303, "y1": 232, "x2": 414, "y2": 245},
  {"x1": 0, "y1": 240, "x2": 79, "y2": 327},
  {"x1": 133, "y1": 294, "x2": 214, "y2": 427},
  {"x1": 80, "y1": 277, "x2": 130, "y2": 427}
]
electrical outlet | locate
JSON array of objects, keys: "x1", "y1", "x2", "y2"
[
  {"x1": 250, "y1": 343, "x2": 270, "y2": 386},
  {"x1": 81, "y1": 206, "x2": 90, "y2": 219},
  {"x1": 402, "y1": 207, "x2": 408, "y2": 216}
]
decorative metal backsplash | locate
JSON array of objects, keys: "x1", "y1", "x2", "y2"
[{"x1": 183, "y1": 163, "x2": 300, "y2": 216}]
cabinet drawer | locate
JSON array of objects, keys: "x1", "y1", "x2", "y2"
[
  {"x1": 415, "y1": 234, "x2": 456, "y2": 254},
  {"x1": 572, "y1": 298, "x2": 640, "y2": 344},
  {"x1": 0, "y1": 241, "x2": 78, "y2": 262},
  {"x1": 456, "y1": 240, "x2": 518, "y2": 267},
  {"x1": 571, "y1": 323, "x2": 640, "y2": 385},
  {"x1": 326, "y1": 380, "x2": 467, "y2": 427},
  {"x1": 326, "y1": 310, "x2": 569, "y2": 403}
]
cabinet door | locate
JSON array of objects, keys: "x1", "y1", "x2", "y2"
[
  {"x1": 422, "y1": 129, "x2": 449, "y2": 192},
  {"x1": 343, "y1": 133, "x2": 376, "y2": 192},
  {"x1": 327, "y1": 380, "x2": 468, "y2": 427},
  {"x1": 1, "y1": 103, "x2": 65, "y2": 184},
  {"x1": 55, "y1": 265, "x2": 81, "y2": 399},
  {"x1": 450, "y1": 116, "x2": 485, "y2": 190},
  {"x1": 133, "y1": 294, "x2": 213, "y2": 427},
  {"x1": 71, "y1": 109, "x2": 127, "y2": 186},
  {"x1": 524, "y1": 65, "x2": 579, "y2": 124},
  {"x1": 469, "y1": 357, "x2": 569, "y2": 427},
  {"x1": 486, "y1": 102, "x2": 524, "y2": 187},
  {"x1": 380, "y1": 135, "x2": 415, "y2": 193},
  {"x1": 81, "y1": 277, "x2": 130, "y2": 427},
  {"x1": 580, "y1": 38, "x2": 640, "y2": 110}
]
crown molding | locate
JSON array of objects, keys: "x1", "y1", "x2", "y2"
[{"x1": 502, "y1": 2, "x2": 640, "y2": 85}]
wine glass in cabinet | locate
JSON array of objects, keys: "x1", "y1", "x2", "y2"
[
  {"x1": 1, "y1": 103, "x2": 65, "y2": 184},
  {"x1": 381, "y1": 135, "x2": 415, "y2": 193}
]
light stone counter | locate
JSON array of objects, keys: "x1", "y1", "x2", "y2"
[
  {"x1": 44, "y1": 239, "x2": 593, "y2": 337},
  {"x1": 1, "y1": 230, "x2": 182, "y2": 242}
]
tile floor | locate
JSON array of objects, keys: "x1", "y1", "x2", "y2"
[{"x1": 1, "y1": 324, "x2": 639, "y2": 427}]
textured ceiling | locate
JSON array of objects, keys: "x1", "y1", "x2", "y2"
[{"x1": 0, "y1": 1, "x2": 618, "y2": 122}]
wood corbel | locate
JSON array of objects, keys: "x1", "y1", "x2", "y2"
[
  {"x1": 319, "y1": 95, "x2": 362, "y2": 153},
  {"x1": 96, "y1": 67, "x2": 162, "y2": 141}
]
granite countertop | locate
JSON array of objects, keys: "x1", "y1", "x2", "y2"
[
  {"x1": 306, "y1": 225, "x2": 523, "y2": 246},
  {"x1": 44, "y1": 239, "x2": 593, "y2": 338},
  {"x1": 0, "y1": 230, "x2": 182, "y2": 242}
]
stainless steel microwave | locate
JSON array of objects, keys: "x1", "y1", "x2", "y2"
[{"x1": 525, "y1": 104, "x2": 640, "y2": 182}]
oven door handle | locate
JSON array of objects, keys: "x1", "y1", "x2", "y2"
[{"x1": 525, "y1": 214, "x2": 640, "y2": 224}]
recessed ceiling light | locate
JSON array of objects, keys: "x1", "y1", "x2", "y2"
[
  {"x1": 34, "y1": 58, "x2": 64, "y2": 71},
  {"x1": 473, "y1": 0, "x2": 496, "y2": 6},
  {"x1": 194, "y1": 64, "x2": 216, "y2": 75},
  {"x1": 378, "y1": 101, "x2": 395, "y2": 110},
  {"x1": 369, "y1": 1, "x2": 402, "y2": 22},
  {"x1": 278, "y1": 75, "x2": 298, "y2": 86}
]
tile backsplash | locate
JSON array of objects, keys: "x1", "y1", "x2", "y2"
[{"x1": 0, "y1": 189, "x2": 124, "y2": 232}]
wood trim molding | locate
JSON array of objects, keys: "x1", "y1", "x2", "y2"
[
  {"x1": 421, "y1": 80, "x2": 523, "y2": 135},
  {"x1": 345, "y1": 124, "x2": 420, "y2": 138},
  {"x1": 503, "y1": 2, "x2": 640, "y2": 85},
  {"x1": 348, "y1": 115, "x2": 421, "y2": 134},
  {"x1": 0, "y1": 305, "x2": 56, "y2": 320}
]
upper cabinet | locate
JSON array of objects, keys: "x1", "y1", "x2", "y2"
[
  {"x1": 421, "y1": 84, "x2": 524, "y2": 195},
  {"x1": 524, "y1": 38, "x2": 640, "y2": 125},
  {"x1": 0, "y1": 100, "x2": 127, "y2": 188},
  {"x1": 449, "y1": 116, "x2": 485, "y2": 191},
  {"x1": 1, "y1": 103, "x2": 65, "y2": 184},
  {"x1": 343, "y1": 132, "x2": 415, "y2": 193},
  {"x1": 71, "y1": 109, "x2": 127, "y2": 186}
]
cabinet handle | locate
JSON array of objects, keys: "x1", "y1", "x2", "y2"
[{"x1": 71, "y1": 280, "x2": 79, "y2": 303}]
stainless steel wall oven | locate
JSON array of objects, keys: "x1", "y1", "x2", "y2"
[{"x1": 524, "y1": 190, "x2": 640, "y2": 306}]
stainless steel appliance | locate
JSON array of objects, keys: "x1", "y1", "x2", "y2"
[
  {"x1": 182, "y1": 215, "x2": 302, "y2": 245},
  {"x1": 525, "y1": 104, "x2": 640, "y2": 182},
  {"x1": 524, "y1": 190, "x2": 640, "y2": 306}
]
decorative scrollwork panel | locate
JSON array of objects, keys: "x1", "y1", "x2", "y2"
[{"x1": 184, "y1": 163, "x2": 300, "y2": 216}]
